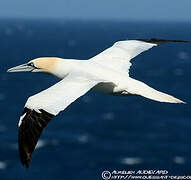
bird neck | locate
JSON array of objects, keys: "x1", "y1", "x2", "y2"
[{"x1": 50, "y1": 59, "x2": 79, "y2": 79}]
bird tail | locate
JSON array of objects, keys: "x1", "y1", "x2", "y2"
[{"x1": 127, "y1": 78, "x2": 186, "y2": 104}]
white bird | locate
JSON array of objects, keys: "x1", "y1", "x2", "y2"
[{"x1": 7, "y1": 38, "x2": 189, "y2": 168}]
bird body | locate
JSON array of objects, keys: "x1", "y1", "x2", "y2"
[
  {"x1": 27, "y1": 57, "x2": 184, "y2": 102},
  {"x1": 7, "y1": 38, "x2": 189, "y2": 167}
]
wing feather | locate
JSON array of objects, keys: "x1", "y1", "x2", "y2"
[
  {"x1": 91, "y1": 39, "x2": 157, "y2": 73},
  {"x1": 91, "y1": 38, "x2": 190, "y2": 73},
  {"x1": 18, "y1": 108, "x2": 54, "y2": 168},
  {"x1": 18, "y1": 74, "x2": 98, "y2": 167}
]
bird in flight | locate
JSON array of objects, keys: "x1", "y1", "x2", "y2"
[{"x1": 7, "y1": 38, "x2": 189, "y2": 168}]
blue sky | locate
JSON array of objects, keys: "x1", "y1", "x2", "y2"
[{"x1": 0, "y1": 0, "x2": 191, "y2": 21}]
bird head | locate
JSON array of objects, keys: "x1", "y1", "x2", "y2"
[{"x1": 7, "y1": 57, "x2": 61, "y2": 74}]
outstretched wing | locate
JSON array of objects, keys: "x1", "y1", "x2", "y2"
[
  {"x1": 18, "y1": 74, "x2": 98, "y2": 168},
  {"x1": 91, "y1": 38, "x2": 190, "y2": 73}
]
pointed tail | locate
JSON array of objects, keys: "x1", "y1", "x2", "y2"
[{"x1": 128, "y1": 78, "x2": 186, "y2": 104}]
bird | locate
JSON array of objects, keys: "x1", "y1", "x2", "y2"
[{"x1": 7, "y1": 38, "x2": 189, "y2": 168}]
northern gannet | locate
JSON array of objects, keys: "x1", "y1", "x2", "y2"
[{"x1": 7, "y1": 38, "x2": 189, "y2": 168}]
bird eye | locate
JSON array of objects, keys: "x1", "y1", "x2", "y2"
[{"x1": 27, "y1": 62, "x2": 35, "y2": 67}]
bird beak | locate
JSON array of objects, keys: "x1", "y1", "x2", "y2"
[{"x1": 7, "y1": 63, "x2": 35, "y2": 72}]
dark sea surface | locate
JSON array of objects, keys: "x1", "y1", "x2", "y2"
[{"x1": 0, "y1": 19, "x2": 191, "y2": 180}]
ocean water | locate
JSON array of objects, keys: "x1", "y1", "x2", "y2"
[{"x1": 0, "y1": 19, "x2": 191, "y2": 180}]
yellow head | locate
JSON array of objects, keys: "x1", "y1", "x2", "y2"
[{"x1": 7, "y1": 57, "x2": 61, "y2": 74}]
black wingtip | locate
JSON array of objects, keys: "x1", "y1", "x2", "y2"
[
  {"x1": 21, "y1": 159, "x2": 30, "y2": 168},
  {"x1": 137, "y1": 38, "x2": 191, "y2": 45},
  {"x1": 18, "y1": 107, "x2": 55, "y2": 168},
  {"x1": 20, "y1": 150, "x2": 31, "y2": 168}
]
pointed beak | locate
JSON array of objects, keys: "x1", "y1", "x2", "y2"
[{"x1": 7, "y1": 63, "x2": 35, "y2": 73}]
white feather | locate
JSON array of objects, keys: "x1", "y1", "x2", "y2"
[
  {"x1": 91, "y1": 40, "x2": 157, "y2": 73},
  {"x1": 18, "y1": 113, "x2": 26, "y2": 127},
  {"x1": 25, "y1": 73, "x2": 99, "y2": 115},
  {"x1": 21, "y1": 40, "x2": 185, "y2": 116}
]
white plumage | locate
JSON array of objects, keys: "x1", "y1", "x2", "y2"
[
  {"x1": 26, "y1": 74, "x2": 99, "y2": 115},
  {"x1": 91, "y1": 40, "x2": 156, "y2": 73},
  {"x1": 7, "y1": 38, "x2": 189, "y2": 168}
]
